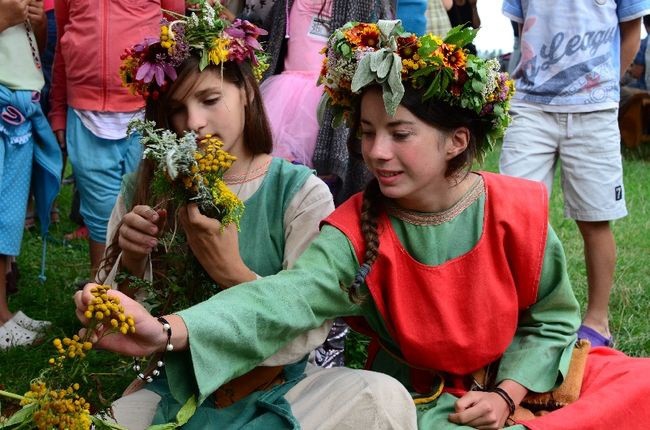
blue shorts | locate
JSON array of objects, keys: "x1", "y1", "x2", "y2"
[
  {"x1": 500, "y1": 104, "x2": 627, "y2": 222},
  {"x1": 0, "y1": 133, "x2": 33, "y2": 256},
  {"x1": 66, "y1": 109, "x2": 142, "y2": 243}
]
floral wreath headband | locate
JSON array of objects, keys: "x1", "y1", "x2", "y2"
[
  {"x1": 120, "y1": 0, "x2": 269, "y2": 101},
  {"x1": 318, "y1": 20, "x2": 515, "y2": 150}
]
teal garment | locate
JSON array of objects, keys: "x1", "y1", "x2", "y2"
[
  {"x1": 151, "y1": 158, "x2": 314, "y2": 427},
  {"x1": 237, "y1": 157, "x2": 313, "y2": 276},
  {"x1": 172, "y1": 193, "x2": 580, "y2": 428},
  {"x1": 148, "y1": 360, "x2": 307, "y2": 429}
]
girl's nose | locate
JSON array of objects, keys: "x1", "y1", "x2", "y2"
[
  {"x1": 367, "y1": 133, "x2": 392, "y2": 161},
  {"x1": 186, "y1": 105, "x2": 207, "y2": 134}
]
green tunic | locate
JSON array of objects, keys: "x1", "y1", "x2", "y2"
[{"x1": 170, "y1": 191, "x2": 581, "y2": 428}]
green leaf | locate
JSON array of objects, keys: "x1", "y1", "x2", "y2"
[
  {"x1": 145, "y1": 395, "x2": 197, "y2": 430},
  {"x1": 2, "y1": 403, "x2": 37, "y2": 427},
  {"x1": 351, "y1": 55, "x2": 376, "y2": 92},
  {"x1": 376, "y1": 53, "x2": 393, "y2": 80},
  {"x1": 91, "y1": 416, "x2": 130, "y2": 430},
  {"x1": 443, "y1": 25, "x2": 478, "y2": 47},
  {"x1": 199, "y1": 50, "x2": 209, "y2": 71},
  {"x1": 176, "y1": 395, "x2": 198, "y2": 425}
]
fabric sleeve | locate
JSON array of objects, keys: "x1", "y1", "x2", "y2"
[
  {"x1": 502, "y1": 0, "x2": 523, "y2": 23},
  {"x1": 495, "y1": 226, "x2": 580, "y2": 393},
  {"x1": 167, "y1": 225, "x2": 362, "y2": 405},
  {"x1": 259, "y1": 174, "x2": 336, "y2": 365},
  {"x1": 49, "y1": 0, "x2": 69, "y2": 131},
  {"x1": 281, "y1": 174, "x2": 335, "y2": 269},
  {"x1": 617, "y1": 0, "x2": 650, "y2": 22}
]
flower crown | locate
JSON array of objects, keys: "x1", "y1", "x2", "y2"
[
  {"x1": 318, "y1": 20, "x2": 515, "y2": 149},
  {"x1": 120, "y1": 0, "x2": 269, "y2": 100}
]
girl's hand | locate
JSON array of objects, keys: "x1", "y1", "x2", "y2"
[
  {"x1": 118, "y1": 205, "x2": 166, "y2": 275},
  {"x1": 0, "y1": 0, "x2": 28, "y2": 32},
  {"x1": 179, "y1": 203, "x2": 256, "y2": 288},
  {"x1": 447, "y1": 390, "x2": 511, "y2": 429},
  {"x1": 74, "y1": 284, "x2": 169, "y2": 357}
]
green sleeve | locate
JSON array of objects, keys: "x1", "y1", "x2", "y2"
[
  {"x1": 166, "y1": 225, "x2": 363, "y2": 404},
  {"x1": 496, "y1": 225, "x2": 580, "y2": 393}
]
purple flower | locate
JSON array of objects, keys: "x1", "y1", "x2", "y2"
[{"x1": 225, "y1": 19, "x2": 267, "y2": 64}]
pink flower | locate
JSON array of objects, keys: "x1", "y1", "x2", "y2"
[{"x1": 225, "y1": 19, "x2": 267, "y2": 64}]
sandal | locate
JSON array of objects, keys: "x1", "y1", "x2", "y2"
[
  {"x1": 577, "y1": 324, "x2": 614, "y2": 348},
  {"x1": 13, "y1": 310, "x2": 52, "y2": 332},
  {"x1": 0, "y1": 317, "x2": 41, "y2": 350}
]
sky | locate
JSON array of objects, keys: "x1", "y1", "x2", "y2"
[{"x1": 473, "y1": 1, "x2": 514, "y2": 54}]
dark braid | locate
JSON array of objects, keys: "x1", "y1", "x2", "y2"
[{"x1": 345, "y1": 179, "x2": 383, "y2": 303}]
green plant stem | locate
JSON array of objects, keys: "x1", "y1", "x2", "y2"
[{"x1": 0, "y1": 389, "x2": 25, "y2": 401}]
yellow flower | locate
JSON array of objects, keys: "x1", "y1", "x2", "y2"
[{"x1": 209, "y1": 37, "x2": 230, "y2": 65}]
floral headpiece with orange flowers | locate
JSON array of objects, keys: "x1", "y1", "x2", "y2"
[
  {"x1": 318, "y1": 20, "x2": 514, "y2": 148},
  {"x1": 120, "y1": 0, "x2": 269, "y2": 100}
]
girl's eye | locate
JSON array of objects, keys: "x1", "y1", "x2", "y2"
[
  {"x1": 360, "y1": 130, "x2": 375, "y2": 138},
  {"x1": 204, "y1": 97, "x2": 220, "y2": 106},
  {"x1": 393, "y1": 132, "x2": 411, "y2": 141}
]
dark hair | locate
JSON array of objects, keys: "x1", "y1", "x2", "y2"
[
  {"x1": 98, "y1": 56, "x2": 272, "y2": 282},
  {"x1": 343, "y1": 84, "x2": 491, "y2": 303}
]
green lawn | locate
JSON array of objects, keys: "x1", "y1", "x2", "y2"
[{"x1": 1, "y1": 145, "x2": 649, "y2": 418}]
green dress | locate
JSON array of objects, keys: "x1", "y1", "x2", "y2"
[{"x1": 168, "y1": 180, "x2": 580, "y2": 428}]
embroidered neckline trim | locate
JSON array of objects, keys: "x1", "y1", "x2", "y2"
[{"x1": 386, "y1": 175, "x2": 485, "y2": 226}]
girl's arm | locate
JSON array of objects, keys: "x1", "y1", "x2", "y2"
[
  {"x1": 496, "y1": 226, "x2": 580, "y2": 393},
  {"x1": 281, "y1": 174, "x2": 335, "y2": 269},
  {"x1": 167, "y1": 225, "x2": 362, "y2": 405}
]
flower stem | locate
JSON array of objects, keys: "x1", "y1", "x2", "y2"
[{"x1": 0, "y1": 389, "x2": 25, "y2": 401}]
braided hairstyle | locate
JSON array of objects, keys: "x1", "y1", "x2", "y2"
[{"x1": 343, "y1": 84, "x2": 491, "y2": 303}]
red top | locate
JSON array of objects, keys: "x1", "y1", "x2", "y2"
[{"x1": 324, "y1": 172, "x2": 548, "y2": 392}]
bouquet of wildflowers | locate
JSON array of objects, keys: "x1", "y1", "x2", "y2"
[
  {"x1": 0, "y1": 286, "x2": 136, "y2": 430},
  {"x1": 129, "y1": 119, "x2": 244, "y2": 228}
]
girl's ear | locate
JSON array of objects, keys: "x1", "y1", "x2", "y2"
[{"x1": 446, "y1": 126, "x2": 470, "y2": 159}]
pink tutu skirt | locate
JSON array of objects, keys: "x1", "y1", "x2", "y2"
[{"x1": 260, "y1": 71, "x2": 324, "y2": 167}]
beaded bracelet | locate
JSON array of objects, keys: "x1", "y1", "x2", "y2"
[
  {"x1": 490, "y1": 387, "x2": 516, "y2": 417},
  {"x1": 133, "y1": 316, "x2": 173, "y2": 383}
]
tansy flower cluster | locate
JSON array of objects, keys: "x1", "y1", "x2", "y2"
[
  {"x1": 20, "y1": 382, "x2": 91, "y2": 430},
  {"x1": 120, "y1": 0, "x2": 268, "y2": 100},
  {"x1": 318, "y1": 20, "x2": 515, "y2": 148},
  {"x1": 0, "y1": 285, "x2": 135, "y2": 430},
  {"x1": 129, "y1": 119, "x2": 245, "y2": 227}
]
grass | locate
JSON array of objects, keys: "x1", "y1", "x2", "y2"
[{"x1": 2, "y1": 145, "x2": 650, "y2": 417}]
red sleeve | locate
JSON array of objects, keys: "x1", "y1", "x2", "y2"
[{"x1": 49, "y1": 0, "x2": 69, "y2": 132}]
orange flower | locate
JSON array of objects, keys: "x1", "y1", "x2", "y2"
[
  {"x1": 345, "y1": 23, "x2": 380, "y2": 47},
  {"x1": 446, "y1": 47, "x2": 467, "y2": 70}
]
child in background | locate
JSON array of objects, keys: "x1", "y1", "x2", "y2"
[
  {"x1": 0, "y1": 0, "x2": 62, "y2": 349},
  {"x1": 49, "y1": 0, "x2": 185, "y2": 277}
]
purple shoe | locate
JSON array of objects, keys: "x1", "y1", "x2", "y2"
[{"x1": 577, "y1": 324, "x2": 614, "y2": 348}]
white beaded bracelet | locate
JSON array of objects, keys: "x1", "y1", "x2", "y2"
[{"x1": 133, "y1": 316, "x2": 173, "y2": 382}]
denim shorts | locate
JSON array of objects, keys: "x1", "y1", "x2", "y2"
[
  {"x1": 499, "y1": 104, "x2": 627, "y2": 222},
  {"x1": 65, "y1": 109, "x2": 142, "y2": 243}
]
